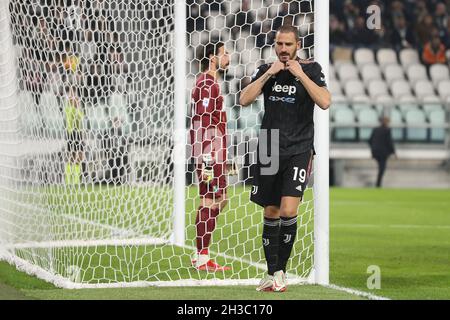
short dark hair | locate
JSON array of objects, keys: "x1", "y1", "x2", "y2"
[
  {"x1": 199, "y1": 42, "x2": 224, "y2": 71},
  {"x1": 276, "y1": 25, "x2": 300, "y2": 42}
]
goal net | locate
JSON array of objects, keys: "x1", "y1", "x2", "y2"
[{"x1": 0, "y1": 0, "x2": 323, "y2": 288}]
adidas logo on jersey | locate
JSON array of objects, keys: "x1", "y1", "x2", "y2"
[{"x1": 272, "y1": 82, "x2": 297, "y2": 95}]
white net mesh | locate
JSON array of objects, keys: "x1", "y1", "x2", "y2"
[{"x1": 0, "y1": 0, "x2": 315, "y2": 287}]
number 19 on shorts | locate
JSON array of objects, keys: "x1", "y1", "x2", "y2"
[{"x1": 293, "y1": 167, "x2": 306, "y2": 183}]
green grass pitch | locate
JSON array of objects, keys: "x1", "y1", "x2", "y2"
[{"x1": 0, "y1": 187, "x2": 449, "y2": 300}]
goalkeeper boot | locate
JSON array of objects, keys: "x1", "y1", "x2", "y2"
[
  {"x1": 197, "y1": 259, "x2": 231, "y2": 272},
  {"x1": 191, "y1": 253, "x2": 208, "y2": 268},
  {"x1": 273, "y1": 270, "x2": 287, "y2": 292},
  {"x1": 193, "y1": 254, "x2": 231, "y2": 272},
  {"x1": 256, "y1": 274, "x2": 274, "y2": 292}
]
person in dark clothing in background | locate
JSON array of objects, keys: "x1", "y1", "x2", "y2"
[{"x1": 369, "y1": 117, "x2": 397, "y2": 188}]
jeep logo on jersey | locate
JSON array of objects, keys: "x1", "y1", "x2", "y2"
[{"x1": 272, "y1": 82, "x2": 297, "y2": 95}]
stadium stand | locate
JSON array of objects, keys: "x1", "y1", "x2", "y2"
[
  {"x1": 330, "y1": 0, "x2": 449, "y2": 187},
  {"x1": 9, "y1": 0, "x2": 449, "y2": 188},
  {"x1": 331, "y1": 41, "x2": 449, "y2": 144}
]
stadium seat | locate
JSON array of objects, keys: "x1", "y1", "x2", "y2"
[
  {"x1": 245, "y1": 62, "x2": 258, "y2": 78},
  {"x1": 389, "y1": 107, "x2": 404, "y2": 141},
  {"x1": 268, "y1": 4, "x2": 279, "y2": 18},
  {"x1": 332, "y1": 94, "x2": 348, "y2": 103},
  {"x1": 18, "y1": 91, "x2": 41, "y2": 136},
  {"x1": 391, "y1": 80, "x2": 413, "y2": 100},
  {"x1": 225, "y1": 105, "x2": 238, "y2": 131},
  {"x1": 109, "y1": 93, "x2": 127, "y2": 109},
  {"x1": 206, "y1": 14, "x2": 226, "y2": 31},
  {"x1": 330, "y1": 100, "x2": 350, "y2": 119},
  {"x1": 357, "y1": 107, "x2": 379, "y2": 141},
  {"x1": 233, "y1": 36, "x2": 247, "y2": 53},
  {"x1": 200, "y1": 30, "x2": 212, "y2": 45},
  {"x1": 230, "y1": 51, "x2": 241, "y2": 67},
  {"x1": 239, "y1": 101, "x2": 262, "y2": 136},
  {"x1": 398, "y1": 95, "x2": 419, "y2": 113},
  {"x1": 329, "y1": 64, "x2": 336, "y2": 80},
  {"x1": 331, "y1": 94, "x2": 348, "y2": 111},
  {"x1": 376, "y1": 48, "x2": 398, "y2": 70},
  {"x1": 437, "y1": 80, "x2": 450, "y2": 101},
  {"x1": 428, "y1": 109, "x2": 446, "y2": 142},
  {"x1": 333, "y1": 106, "x2": 356, "y2": 141},
  {"x1": 86, "y1": 104, "x2": 109, "y2": 131},
  {"x1": 231, "y1": 64, "x2": 245, "y2": 78},
  {"x1": 429, "y1": 64, "x2": 450, "y2": 87},
  {"x1": 383, "y1": 64, "x2": 405, "y2": 85},
  {"x1": 329, "y1": 81, "x2": 343, "y2": 96},
  {"x1": 422, "y1": 95, "x2": 443, "y2": 114},
  {"x1": 406, "y1": 64, "x2": 428, "y2": 86},
  {"x1": 262, "y1": 46, "x2": 276, "y2": 63},
  {"x1": 414, "y1": 80, "x2": 436, "y2": 100},
  {"x1": 332, "y1": 47, "x2": 353, "y2": 65},
  {"x1": 354, "y1": 48, "x2": 375, "y2": 67},
  {"x1": 405, "y1": 109, "x2": 428, "y2": 141},
  {"x1": 250, "y1": 48, "x2": 262, "y2": 63},
  {"x1": 344, "y1": 79, "x2": 365, "y2": 97},
  {"x1": 298, "y1": 14, "x2": 312, "y2": 35},
  {"x1": 368, "y1": 79, "x2": 389, "y2": 99},
  {"x1": 399, "y1": 48, "x2": 420, "y2": 69},
  {"x1": 230, "y1": 0, "x2": 241, "y2": 13},
  {"x1": 240, "y1": 50, "x2": 251, "y2": 65},
  {"x1": 337, "y1": 63, "x2": 359, "y2": 82},
  {"x1": 108, "y1": 93, "x2": 129, "y2": 133},
  {"x1": 39, "y1": 92, "x2": 64, "y2": 138},
  {"x1": 361, "y1": 64, "x2": 382, "y2": 84},
  {"x1": 189, "y1": 31, "x2": 201, "y2": 47},
  {"x1": 352, "y1": 94, "x2": 371, "y2": 113},
  {"x1": 422, "y1": 95, "x2": 442, "y2": 104},
  {"x1": 375, "y1": 94, "x2": 395, "y2": 113}
]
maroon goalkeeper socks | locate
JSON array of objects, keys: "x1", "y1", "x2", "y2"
[{"x1": 196, "y1": 206, "x2": 220, "y2": 252}]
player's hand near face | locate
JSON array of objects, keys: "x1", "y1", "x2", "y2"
[
  {"x1": 240, "y1": 61, "x2": 285, "y2": 106},
  {"x1": 286, "y1": 59, "x2": 331, "y2": 109},
  {"x1": 267, "y1": 60, "x2": 285, "y2": 76},
  {"x1": 285, "y1": 60, "x2": 304, "y2": 79}
]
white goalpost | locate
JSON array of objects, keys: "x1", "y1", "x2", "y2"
[
  {"x1": 0, "y1": 0, "x2": 328, "y2": 289},
  {"x1": 313, "y1": 0, "x2": 330, "y2": 286}
]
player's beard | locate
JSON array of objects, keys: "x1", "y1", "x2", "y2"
[
  {"x1": 217, "y1": 61, "x2": 229, "y2": 78},
  {"x1": 278, "y1": 50, "x2": 297, "y2": 63},
  {"x1": 217, "y1": 67, "x2": 227, "y2": 79}
]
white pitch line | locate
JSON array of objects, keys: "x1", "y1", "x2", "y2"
[
  {"x1": 324, "y1": 284, "x2": 390, "y2": 300},
  {"x1": 20, "y1": 210, "x2": 298, "y2": 278},
  {"x1": 0, "y1": 252, "x2": 393, "y2": 299},
  {"x1": 49, "y1": 213, "x2": 272, "y2": 275},
  {"x1": 3, "y1": 210, "x2": 306, "y2": 287},
  {"x1": 5, "y1": 237, "x2": 167, "y2": 249},
  {"x1": 179, "y1": 243, "x2": 268, "y2": 271},
  {"x1": 332, "y1": 200, "x2": 450, "y2": 206},
  {"x1": 387, "y1": 224, "x2": 450, "y2": 229},
  {"x1": 332, "y1": 223, "x2": 450, "y2": 229},
  {"x1": 61, "y1": 214, "x2": 139, "y2": 237}
]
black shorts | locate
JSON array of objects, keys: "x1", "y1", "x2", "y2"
[
  {"x1": 67, "y1": 131, "x2": 84, "y2": 153},
  {"x1": 250, "y1": 150, "x2": 314, "y2": 207}
]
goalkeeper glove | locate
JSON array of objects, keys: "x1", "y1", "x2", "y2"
[{"x1": 202, "y1": 154, "x2": 214, "y2": 183}]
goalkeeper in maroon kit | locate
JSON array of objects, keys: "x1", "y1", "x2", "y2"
[{"x1": 190, "y1": 42, "x2": 231, "y2": 271}]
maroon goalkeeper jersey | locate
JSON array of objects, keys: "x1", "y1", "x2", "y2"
[
  {"x1": 190, "y1": 73, "x2": 228, "y2": 198},
  {"x1": 190, "y1": 73, "x2": 227, "y2": 163}
]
